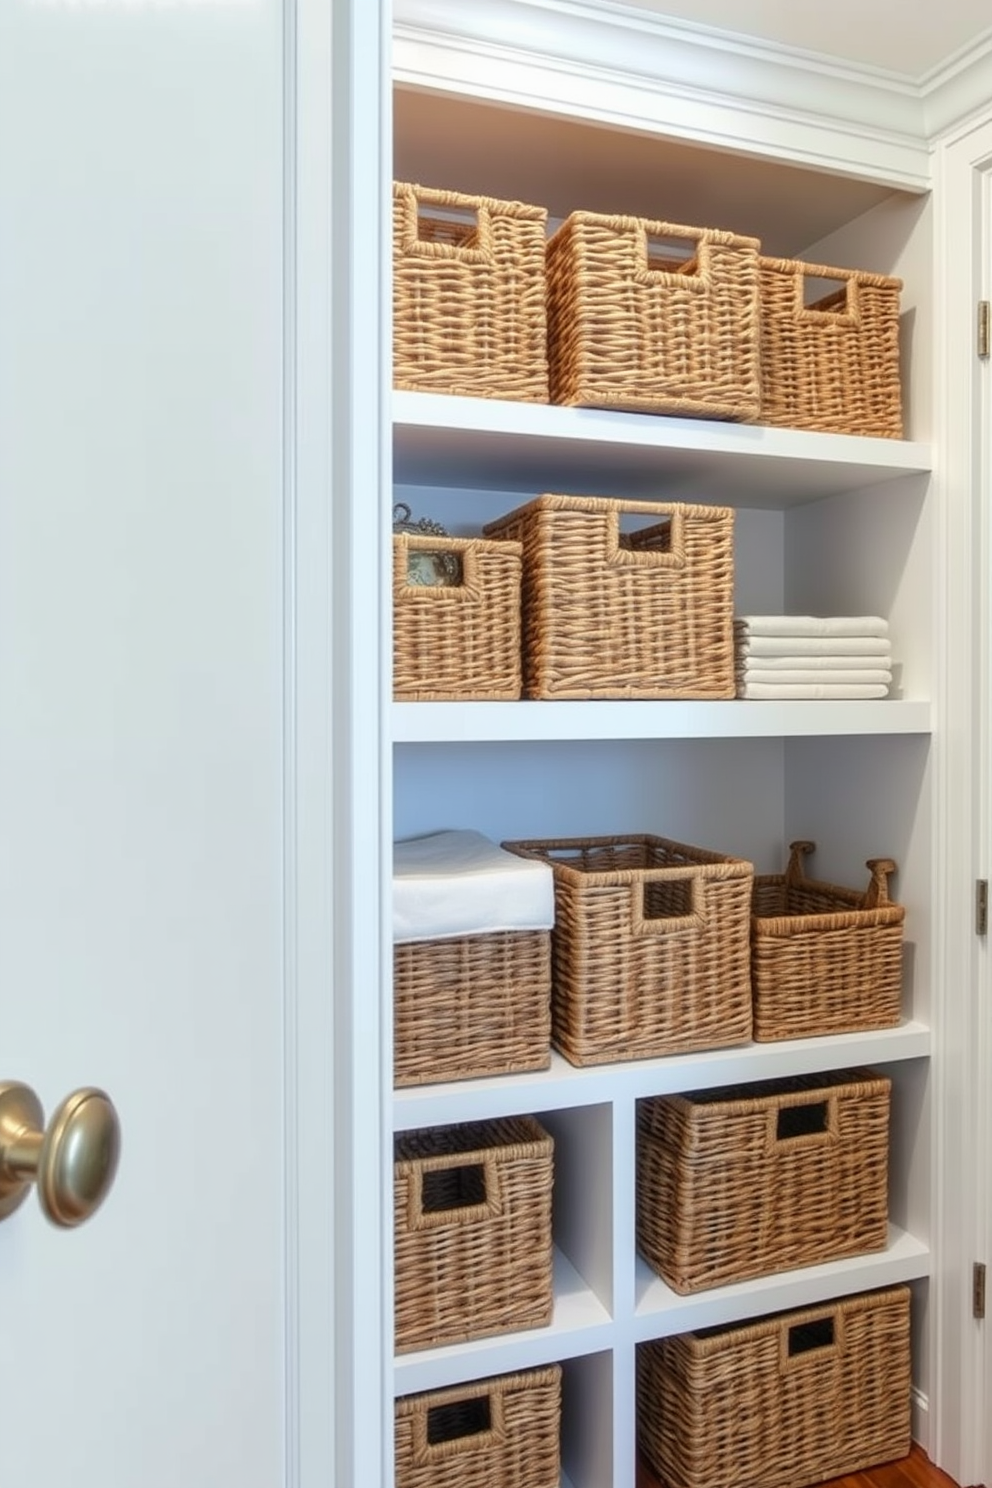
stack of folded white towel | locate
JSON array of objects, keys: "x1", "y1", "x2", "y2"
[{"x1": 735, "y1": 615, "x2": 893, "y2": 699}]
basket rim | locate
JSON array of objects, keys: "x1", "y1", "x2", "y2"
[{"x1": 549, "y1": 208, "x2": 761, "y2": 252}]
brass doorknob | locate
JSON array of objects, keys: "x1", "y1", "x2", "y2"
[{"x1": 0, "y1": 1082, "x2": 121, "y2": 1227}]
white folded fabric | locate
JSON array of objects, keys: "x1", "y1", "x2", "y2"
[
  {"x1": 737, "y1": 682, "x2": 890, "y2": 699},
  {"x1": 737, "y1": 635, "x2": 892, "y2": 657},
  {"x1": 737, "y1": 668, "x2": 892, "y2": 686},
  {"x1": 734, "y1": 652, "x2": 892, "y2": 671},
  {"x1": 736, "y1": 615, "x2": 889, "y2": 637},
  {"x1": 393, "y1": 829, "x2": 555, "y2": 945}
]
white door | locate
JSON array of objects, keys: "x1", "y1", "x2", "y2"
[{"x1": 0, "y1": 2, "x2": 294, "y2": 1483}]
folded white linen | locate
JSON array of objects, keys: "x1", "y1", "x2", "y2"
[
  {"x1": 393, "y1": 829, "x2": 555, "y2": 945},
  {"x1": 736, "y1": 615, "x2": 889, "y2": 637},
  {"x1": 737, "y1": 682, "x2": 890, "y2": 699},
  {"x1": 737, "y1": 635, "x2": 892, "y2": 657},
  {"x1": 733, "y1": 652, "x2": 892, "y2": 671},
  {"x1": 737, "y1": 668, "x2": 892, "y2": 686}
]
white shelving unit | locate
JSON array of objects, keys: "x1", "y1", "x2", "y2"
[{"x1": 387, "y1": 27, "x2": 939, "y2": 1488}]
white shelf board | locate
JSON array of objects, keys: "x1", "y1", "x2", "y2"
[
  {"x1": 393, "y1": 392, "x2": 931, "y2": 507},
  {"x1": 392, "y1": 698, "x2": 932, "y2": 744},
  {"x1": 393, "y1": 1020, "x2": 931, "y2": 1130},
  {"x1": 633, "y1": 1224, "x2": 930, "y2": 1338},
  {"x1": 394, "y1": 1245, "x2": 613, "y2": 1397}
]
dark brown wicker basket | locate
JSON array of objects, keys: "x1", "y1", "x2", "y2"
[
  {"x1": 394, "y1": 1116, "x2": 554, "y2": 1353},
  {"x1": 394, "y1": 929, "x2": 552, "y2": 1088},
  {"x1": 395, "y1": 1365, "x2": 562, "y2": 1488},
  {"x1": 393, "y1": 532, "x2": 523, "y2": 701},
  {"x1": 759, "y1": 257, "x2": 903, "y2": 437},
  {"x1": 545, "y1": 211, "x2": 761, "y2": 419},
  {"x1": 483, "y1": 496, "x2": 735, "y2": 700},
  {"x1": 637, "y1": 1287, "x2": 911, "y2": 1488},
  {"x1": 752, "y1": 840, "x2": 905, "y2": 1041},
  {"x1": 393, "y1": 182, "x2": 549, "y2": 403},
  {"x1": 503, "y1": 835, "x2": 752, "y2": 1066},
  {"x1": 636, "y1": 1068, "x2": 891, "y2": 1294}
]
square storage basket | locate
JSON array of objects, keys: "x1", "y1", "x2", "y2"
[
  {"x1": 393, "y1": 532, "x2": 523, "y2": 701},
  {"x1": 637, "y1": 1286, "x2": 911, "y2": 1488},
  {"x1": 636, "y1": 1068, "x2": 891, "y2": 1294},
  {"x1": 395, "y1": 1365, "x2": 562, "y2": 1488},
  {"x1": 393, "y1": 181, "x2": 549, "y2": 403},
  {"x1": 759, "y1": 256, "x2": 903, "y2": 437},
  {"x1": 502, "y1": 835, "x2": 753, "y2": 1066},
  {"x1": 394, "y1": 929, "x2": 552, "y2": 1087},
  {"x1": 483, "y1": 497, "x2": 736, "y2": 700},
  {"x1": 394, "y1": 1116, "x2": 554, "y2": 1353},
  {"x1": 752, "y1": 840, "x2": 905, "y2": 1042},
  {"x1": 545, "y1": 211, "x2": 762, "y2": 419}
]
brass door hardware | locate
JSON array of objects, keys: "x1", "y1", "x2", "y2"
[{"x1": 0, "y1": 1082, "x2": 120, "y2": 1227}]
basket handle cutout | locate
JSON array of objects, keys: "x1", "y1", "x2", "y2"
[
  {"x1": 421, "y1": 1162, "x2": 487, "y2": 1214},
  {"x1": 416, "y1": 199, "x2": 480, "y2": 250},
  {"x1": 787, "y1": 1316, "x2": 834, "y2": 1357},
  {"x1": 427, "y1": 1394, "x2": 492, "y2": 1446},
  {"x1": 793, "y1": 267, "x2": 859, "y2": 325},
  {"x1": 767, "y1": 1093, "x2": 837, "y2": 1151},
  {"x1": 411, "y1": 1386, "x2": 505, "y2": 1463},
  {"x1": 632, "y1": 869, "x2": 705, "y2": 937},
  {"x1": 644, "y1": 231, "x2": 699, "y2": 277},
  {"x1": 407, "y1": 1154, "x2": 501, "y2": 1230},
  {"x1": 776, "y1": 1101, "x2": 828, "y2": 1141},
  {"x1": 399, "y1": 186, "x2": 494, "y2": 263}
]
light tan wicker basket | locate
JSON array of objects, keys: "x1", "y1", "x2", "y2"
[
  {"x1": 483, "y1": 496, "x2": 735, "y2": 700},
  {"x1": 759, "y1": 257, "x2": 903, "y2": 437},
  {"x1": 394, "y1": 929, "x2": 552, "y2": 1088},
  {"x1": 396, "y1": 1365, "x2": 562, "y2": 1488},
  {"x1": 637, "y1": 1286, "x2": 911, "y2": 1488},
  {"x1": 752, "y1": 840, "x2": 905, "y2": 1042},
  {"x1": 545, "y1": 211, "x2": 761, "y2": 419},
  {"x1": 393, "y1": 182, "x2": 549, "y2": 403},
  {"x1": 502, "y1": 835, "x2": 753, "y2": 1066},
  {"x1": 636, "y1": 1068, "x2": 891, "y2": 1294},
  {"x1": 393, "y1": 532, "x2": 523, "y2": 701},
  {"x1": 394, "y1": 1116, "x2": 554, "y2": 1353}
]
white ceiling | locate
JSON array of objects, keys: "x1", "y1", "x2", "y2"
[{"x1": 615, "y1": 0, "x2": 992, "y2": 77}]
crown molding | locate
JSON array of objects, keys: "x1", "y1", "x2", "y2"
[
  {"x1": 923, "y1": 32, "x2": 992, "y2": 141},
  {"x1": 394, "y1": 0, "x2": 933, "y2": 189}
]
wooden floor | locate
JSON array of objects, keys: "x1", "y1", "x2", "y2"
[{"x1": 636, "y1": 1444, "x2": 968, "y2": 1488}]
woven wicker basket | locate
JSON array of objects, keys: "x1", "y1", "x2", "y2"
[
  {"x1": 396, "y1": 1365, "x2": 562, "y2": 1488},
  {"x1": 759, "y1": 257, "x2": 903, "y2": 437},
  {"x1": 752, "y1": 840, "x2": 905, "y2": 1042},
  {"x1": 393, "y1": 182, "x2": 549, "y2": 403},
  {"x1": 637, "y1": 1286, "x2": 911, "y2": 1488},
  {"x1": 394, "y1": 1116, "x2": 554, "y2": 1353},
  {"x1": 483, "y1": 497, "x2": 735, "y2": 700},
  {"x1": 394, "y1": 929, "x2": 552, "y2": 1088},
  {"x1": 393, "y1": 532, "x2": 523, "y2": 701},
  {"x1": 502, "y1": 835, "x2": 753, "y2": 1066},
  {"x1": 636, "y1": 1068, "x2": 890, "y2": 1294},
  {"x1": 545, "y1": 211, "x2": 761, "y2": 419}
]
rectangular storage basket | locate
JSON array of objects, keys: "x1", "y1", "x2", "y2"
[
  {"x1": 393, "y1": 532, "x2": 523, "y2": 701},
  {"x1": 637, "y1": 1286, "x2": 911, "y2": 1488},
  {"x1": 394, "y1": 929, "x2": 552, "y2": 1087},
  {"x1": 545, "y1": 211, "x2": 761, "y2": 419},
  {"x1": 395, "y1": 1365, "x2": 562, "y2": 1488},
  {"x1": 483, "y1": 497, "x2": 735, "y2": 700},
  {"x1": 752, "y1": 839, "x2": 905, "y2": 1041},
  {"x1": 759, "y1": 256, "x2": 903, "y2": 437},
  {"x1": 636, "y1": 1068, "x2": 891, "y2": 1294},
  {"x1": 394, "y1": 1115, "x2": 554, "y2": 1353},
  {"x1": 502, "y1": 835, "x2": 753, "y2": 1066},
  {"x1": 393, "y1": 181, "x2": 549, "y2": 403}
]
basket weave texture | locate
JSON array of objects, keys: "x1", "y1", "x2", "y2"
[
  {"x1": 636, "y1": 1068, "x2": 890, "y2": 1294},
  {"x1": 545, "y1": 211, "x2": 761, "y2": 419},
  {"x1": 759, "y1": 257, "x2": 903, "y2": 436},
  {"x1": 502, "y1": 835, "x2": 752, "y2": 1066},
  {"x1": 393, "y1": 182, "x2": 549, "y2": 403},
  {"x1": 394, "y1": 929, "x2": 552, "y2": 1088},
  {"x1": 637, "y1": 1286, "x2": 911, "y2": 1488},
  {"x1": 395, "y1": 1365, "x2": 562, "y2": 1488},
  {"x1": 393, "y1": 532, "x2": 523, "y2": 701},
  {"x1": 752, "y1": 840, "x2": 905, "y2": 1041},
  {"x1": 394, "y1": 1116, "x2": 554, "y2": 1353},
  {"x1": 483, "y1": 497, "x2": 735, "y2": 700}
]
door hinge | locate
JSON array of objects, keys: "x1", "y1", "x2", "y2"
[
  {"x1": 980, "y1": 301, "x2": 991, "y2": 358},
  {"x1": 974, "y1": 1262, "x2": 987, "y2": 1319},
  {"x1": 977, "y1": 879, "x2": 989, "y2": 936}
]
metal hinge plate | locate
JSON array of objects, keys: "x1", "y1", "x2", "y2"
[
  {"x1": 977, "y1": 880, "x2": 989, "y2": 936},
  {"x1": 975, "y1": 1262, "x2": 987, "y2": 1319},
  {"x1": 980, "y1": 301, "x2": 991, "y2": 358}
]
